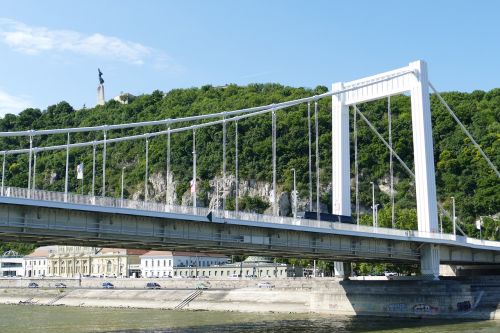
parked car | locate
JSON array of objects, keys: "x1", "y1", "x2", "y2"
[
  {"x1": 384, "y1": 271, "x2": 398, "y2": 277},
  {"x1": 228, "y1": 274, "x2": 240, "y2": 279},
  {"x1": 55, "y1": 283, "x2": 67, "y2": 289},
  {"x1": 102, "y1": 282, "x2": 115, "y2": 289},
  {"x1": 257, "y1": 282, "x2": 274, "y2": 288},
  {"x1": 196, "y1": 282, "x2": 210, "y2": 290},
  {"x1": 146, "y1": 282, "x2": 161, "y2": 289},
  {"x1": 245, "y1": 274, "x2": 258, "y2": 279},
  {"x1": 27, "y1": 282, "x2": 39, "y2": 288}
]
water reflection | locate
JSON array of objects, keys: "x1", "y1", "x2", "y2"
[{"x1": 1, "y1": 305, "x2": 498, "y2": 333}]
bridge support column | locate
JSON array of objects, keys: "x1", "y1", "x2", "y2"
[
  {"x1": 332, "y1": 82, "x2": 351, "y2": 281},
  {"x1": 420, "y1": 244, "x2": 440, "y2": 279},
  {"x1": 334, "y1": 261, "x2": 351, "y2": 280},
  {"x1": 409, "y1": 60, "x2": 439, "y2": 234}
]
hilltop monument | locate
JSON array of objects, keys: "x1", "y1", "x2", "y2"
[{"x1": 97, "y1": 68, "x2": 105, "y2": 106}]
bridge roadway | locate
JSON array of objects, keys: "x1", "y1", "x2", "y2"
[{"x1": 0, "y1": 187, "x2": 499, "y2": 266}]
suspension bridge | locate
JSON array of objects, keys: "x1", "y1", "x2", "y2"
[{"x1": 0, "y1": 60, "x2": 499, "y2": 279}]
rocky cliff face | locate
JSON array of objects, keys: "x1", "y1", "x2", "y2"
[{"x1": 133, "y1": 172, "x2": 330, "y2": 216}]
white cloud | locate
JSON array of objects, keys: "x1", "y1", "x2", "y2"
[
  {"x1": 0, "y1": 89, "x2": 31, "y2": 117},
  {"x1": 0, "y1": 18, "x2": 174, "y2": 66}
]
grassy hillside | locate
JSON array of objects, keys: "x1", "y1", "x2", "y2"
[{"x1": 0, "y1": 84, "x2": 498, "y2": 243}]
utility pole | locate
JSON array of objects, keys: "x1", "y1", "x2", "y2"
[
  {"x1": 192, "y1": 130, "x2": 197, "y2": 209},
  {"x1": 370, "y1": 182, "x2": 375, "y2": 227},
  {"x1": 121, "y1": 167, "x2": 125, "y2": 206},
  {"x1": 451, "y1": 196, "x2": 456, "y2": 235},
  {"x1": 272, "y1": 109, "x2": 277, "y2": 216},
  {"x1": 307, "y1": 102, "x2": 313, "y2": 211},
  {"x1": 291, "y1": 168, "x2": 297, "y2": 218},
  {"x1": 314, "y1": 101, "x2": 320, "y2": 221}
]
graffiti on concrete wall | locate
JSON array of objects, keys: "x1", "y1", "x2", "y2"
[
  {"x1": 413, "y1": 303, "x2": 439, "y2": 314},
  {"x1": 456, "y1": 300, "x2": 471, "y2": 312},
  {"x1": 384, "y1": 303, "x2": 408, "y2": 313}
]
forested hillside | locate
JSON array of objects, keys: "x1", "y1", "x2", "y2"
[{"x1": 0, "y1": 83, "x2": 498, "y2": 256}]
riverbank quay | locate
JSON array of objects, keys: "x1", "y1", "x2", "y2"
[{"x1": 0, "y1": 276, "x2": 498, "y2": 320}]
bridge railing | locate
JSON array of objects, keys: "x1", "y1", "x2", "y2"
[
  {"x1": 3, "y1": 187, "x2": 211, "y2": 218},
  {"x1": 2, "y1": 186, "x2": 498, "y2": 248},
  {"x1": 214, "y1": 209, "x2": 460, "y2": 241}
]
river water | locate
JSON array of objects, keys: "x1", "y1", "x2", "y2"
[{"x1": 0, "y1": 304, "x2": 498, "y2": 333}]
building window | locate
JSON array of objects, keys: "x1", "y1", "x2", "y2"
[
  {"x1": 145, "y1": 260, "x2": 148, "y2": 267},
  {"x1": 163, "y1": 260, "x2": 166, "y2": 267},
  {"x1": 106, "y1": 261, "x2": 112, "y2": 273},
  {"x1": 169, "y1": 260, "x2": 172, "y2": 267},
  {"x1": 151, "y1": 260, "x2": 154, "y2": 267}
]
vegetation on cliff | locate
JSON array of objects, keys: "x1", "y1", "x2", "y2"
[{"x1": 0, "y1": 84, "x2": 498, "y2": 256}]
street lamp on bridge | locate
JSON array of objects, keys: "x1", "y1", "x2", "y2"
[
  {"x1": 290, "y1": 168, "x2": 297, "y2": 218},
  {"x1": 370, "y1": 182, "x2": 376, "y2": 227}
]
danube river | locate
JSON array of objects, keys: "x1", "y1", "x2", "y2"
[{"x1": 0, "y1": 304, "x2": 498, "y2": 332}]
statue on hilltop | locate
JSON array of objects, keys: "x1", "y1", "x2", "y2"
[{"x1": 98, "y1": 68, "x2": 104, "y2": 85}]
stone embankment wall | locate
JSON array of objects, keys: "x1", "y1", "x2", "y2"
[{"x1": 0, "y1": 277, "x2": 498, "y2": 320}]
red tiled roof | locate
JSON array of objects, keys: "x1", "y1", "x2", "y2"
[{"x1": 25, "y1": 246, "x2": 54, "y2": 258}]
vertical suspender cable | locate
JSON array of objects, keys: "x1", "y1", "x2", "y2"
[
  {"x1": 1, "y1": 152, "x2": 5, "y2": 196},
  {"x1": 64, "y1": 133, "x2": 70, "y2": 202},
  {"x1": 28, "y1": 134, "x2": 33, "y2": 197},
  {"x1": 192, "y1": 129, "x2": 197, "y2": 209},
  {"x1": 92, "y1": 142, "x2": 96, "y2": 197},
  {"x1": 145, "y1": 136, "x2": 149, "y2": 202},
  {"x1": 307, "y1": 102, "x2": 313, "y2": 211},
  {"x1": 32, "y1": 151, "x2": 37, "y2": 190},
  {"x1": 272, "y1": 108, "x2": 277, "y2": 216},
  {"x1": 314, "y1": 101, "x2": 320, "y2": 221},
  {"x1": 388, "y1": 96, "x2": 395, "y2": 228},
  {"x1": 166, "y1": 128, "x2": 171, "y2": 206},
  {"x1": 102, "y1": 130, "x2": 107, "y2": 196},
  {"x1": 353, "y1": 105, "x2": 359, "y2": 225},
  {"x1": 222, "y1": 115, "x2": 227, "y2": 211},
  {"x1": 235, "y1": 120, "x2": 239, "y2": 213}
]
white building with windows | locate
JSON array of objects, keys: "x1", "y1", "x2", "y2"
[
  {"x1": 0, "y1": 250, "x2": 25, "y2": 277},
  {"x1": 140, "y1": 251, "x2": 228, "y2": 278},
  {"x1": 24, "y1": 246, "x2": 52, "y2": 277}
]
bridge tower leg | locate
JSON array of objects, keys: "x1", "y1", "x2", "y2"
[
  {"x1": 331, "y1": 82, "x2": 351, "y2": 279},
  {"x1": 409, "y1": 60, "x2": 440, "y2": 279}
]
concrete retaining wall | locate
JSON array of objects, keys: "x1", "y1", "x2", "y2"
[{"x1": 0, "y1": 277, "x2": 498, "y2": 320}]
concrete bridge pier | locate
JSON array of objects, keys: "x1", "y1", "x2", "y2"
[
  {"x1": 420, "y1": 244, "x2": 440, "y2": 279},
  {"x1": 334, "y1": 261, "x2": 351, "y2": 280}
]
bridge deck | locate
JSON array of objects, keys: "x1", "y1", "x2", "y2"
[{"x1": 1, "y1": 186, "x2": 499, "y2": 253}]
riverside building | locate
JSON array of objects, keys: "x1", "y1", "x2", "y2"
[
  {"x1": 140, "y1": 251, "x2": 228, "y2": 278},
  {"x1": 0, "y1": 250, "x2": 25, "y2": 277},
  {"x1": 47, "y1": 246, "x2": 147, "y2": 278},
  {"x1": 173, "y1": 256, "x2": 303, "y2": 279},
  {"x1": 24, "y1": 246, "x2": 52, "y2": 277}
]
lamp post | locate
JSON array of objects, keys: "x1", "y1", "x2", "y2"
[
  {"x1": 477, "y1": 216, "x2": 486, "y2": 241},
  {"x1": 370, "y1": 182, "x2": 375, "y2": 226},
  {"x1": 374, "y1": 204, "x2": 380, "y2": 228},
  {"x1": 479, "y1": 216, "x2": 482, "y2": 240},
  {"x1": 451, "y1": 196, "x2": 456, "y2": 235},
  {"x1": 121, "y1": 167, "x2": 125, "y2": 206},
  {"x1": 291, "y1": 168, "x2": 297, "y2": 218}
]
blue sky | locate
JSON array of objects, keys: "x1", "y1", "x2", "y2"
[{"x1": 0, "y1": 0, "x2": 499, "y2": 116}]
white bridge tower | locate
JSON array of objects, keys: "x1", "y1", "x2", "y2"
[{"x1": 332, "y1": 60, "x2": 440, "y2": 279}]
